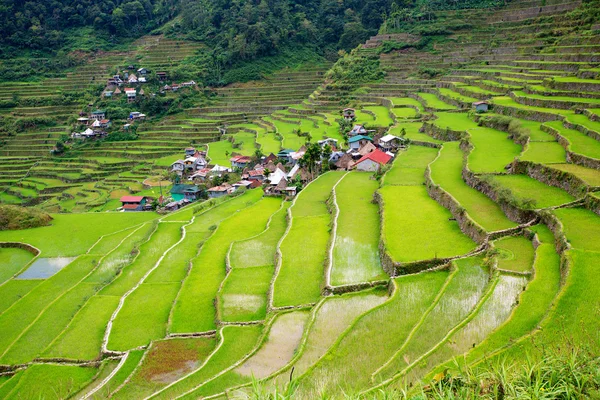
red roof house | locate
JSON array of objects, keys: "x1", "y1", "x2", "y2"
[
  {"x1": 352, "y1": 149, "x2": 392, "y2": 172},
  {"x1": 120, "y1": 196, "x2": 147, "y2": 211}
]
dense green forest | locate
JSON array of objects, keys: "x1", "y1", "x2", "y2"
[
  {"x1": 0, "y1": 0, "x2": 178, "y2": 54},
  {"x1": 0, "y1": 0, "x2": 520, "y2": 84}
]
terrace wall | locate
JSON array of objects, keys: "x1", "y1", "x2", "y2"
[{"x1": 512, "y1": 160, "x2": 588, "y2": 197}]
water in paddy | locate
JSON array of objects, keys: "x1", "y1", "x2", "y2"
[{"x1": 16, "y1": 257, "x2": 76, "y2": 279}]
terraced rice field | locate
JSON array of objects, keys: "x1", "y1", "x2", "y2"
[{"x1": 2, "y1": 0, "x2": 600, "y2": 397}]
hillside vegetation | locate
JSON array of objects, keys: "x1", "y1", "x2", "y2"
[
  {"x1": 0, "y1": 0, "x2": 599, "y2": 398},
  {"x1": 0, "y1": 205, "x2": 52, "y2": 231}
]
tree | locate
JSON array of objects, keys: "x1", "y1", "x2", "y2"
[{"x1": 299, "y1": 142, "x2": 322, "y2": 179}]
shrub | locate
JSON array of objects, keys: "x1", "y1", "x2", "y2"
[{"x1": 0, "y1": 205, "x2": 53, "y2": 230}]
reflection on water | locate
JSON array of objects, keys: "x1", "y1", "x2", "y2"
[{"x1": 16, "y1": 257, "x2": 77, "y2": 279}]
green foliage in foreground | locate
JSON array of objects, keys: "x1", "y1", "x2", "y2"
[
  {"x1": 0, "y1": 205, "x2": 52, "y2": 231},
  {"x1": 247, "y1": 346, "x2": 600, "y2": 399}
]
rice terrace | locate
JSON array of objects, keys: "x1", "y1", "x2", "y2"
[{"x1": 1, "y1": 0, "x2": 600, "y2": 398}]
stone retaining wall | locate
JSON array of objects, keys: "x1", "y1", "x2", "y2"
[{"x1": 512, "y1": 160, "x2": 588, "y2": 197}]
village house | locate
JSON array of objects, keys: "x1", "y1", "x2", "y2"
[
  {"x1": 171, "y1": 160, "x2": 185, "y2": 174},
  {"x1": 261, "y1": 153, "x2": 278, "y2": 165},
  {"x1": 349, "y1": 124, "x2": 367, "y2": 137},
  {"x1": 72, "y1": 128, "x2": 105, "y2": 139},
  {"x1": 137, "y1": 67, "x2": 148, "y2": 75},
  {"x1": 232, "y1": 180, "x2": 255, "y2": 190},
  {"x1": 189, "y1": 168, "x2": 211, "y2": 181},
  {"x1": 268, "y1": 168, "x2": 288, "y2": 186},
  {"x1": 335, "y1": 153, "x2": 354, "y2": 170},
  {"x1": 211, "y1": 164, "x2": 230, "y2": 177},
  {"x1": 183, "y1": 156, "x2": 204, "y2": 171},
  {"x1": 230, "y1": 155, "x2": 253, "y2": 169},
  {"x1": 91, "y1": 110, "x2": 106, "y2": 120},
  {"x1": 208, "y1": 183, "x2": 234, "y2": 198},
  {"x1": 348, "y1": 135, "x2": 373, "y2": 150},
  {"x1": 243, "y1": 169, "x2": 265, "y2": 181},
  {"x1": 185, "y1": 147, "x2": 196, "y2": 157},
  {"x1": 378, "y1": 134, "x2": 401, "y2": 152},
  {"x1": 129, "y1": 112, "x2": 147, "y2": 121},
  {"x1": 171, "y1": 83, "x2": 180, "y2": 92},
  {"x1": 77, "y1": 117, "x2": 90, "y2": 125},
  {"x1": 157, "y1": 71, "x2": 167, "y2": 81},
  {"x1": 120, "y1": 196, "x2": 147, "y2": 211},
  {"x1": 113, "y1": 87, "x2": 122, "y2": 96},
  {"x1": 181, "y1": 80, "x2": 196, "y2": 87},
  {"x1": 317, "y1": 138, "x2": 338, "y2": 149},
  {"x1": 128, "y1": 74, "x2": 138, "y2": 84},
  {"x1": 342, "y1": 108, "x2": 355, "y2": 122},
  {"x1": 165, "y1": 198, "x2": 191, "y2": 212},
  {"x1": 473, "y1": 100, "x2": 490, "y2": 113},
  {"x1": 289, "y1": 145, "x2": 306, "y2": 165},
  {"x1": 329, "y1": 151, "x2": 345, "y2": 164},
  {"x1": 125, "y1": 88, "x2": 136, "y2": 103},
  {"x1": 170, "y1": 184, "x2": 203, "y2": 201},
  {"x1": 103, "y1": 91, "x2": 113, "y2": 98},
  {"x1": 108, "y1": 75, "x2": 123, "y2": 86},
  {"x1": 277, "y1": 149, "x2": 294, "y2": 164},
  {"x1": 352, "y1": 149, "x2": 393, "y2": 172}
]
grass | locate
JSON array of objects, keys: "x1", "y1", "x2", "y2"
[
  {"x1": 332, "y1": 173, "x2": 387, "y2": 285},
  {"x1": 467, "y1": 127, "x2": 522, "y2": 173},
  {"x1": 108, "y1": 283, "x2": 181, "y2": 351},
  {"x1": 363, "y1": 106, "x2": 394, "y2": 126},
  {"x1": 389, "y1": 122, "x2": 443, "y2": 145},
  {"x1": 273, "y1": 215, "x2": 330, "y2": 307},
  {"x1": 0, "y1": 248, "x2": 34, "y2": 285},
  {"x1": 0, "y1": 280, "x2": 41, "y2": 314},
  {"x1": 272, "y1": 173, "x2": 345, "y2": 307},
  {"x1": 100, "y1": 222, "x2": 185, "y2": 296},
  {"x1": 2, "y1": 364, "x2": 97, "y2": 400},
  {"x1": 219, "y1": 266, "x2": 273, "y2": 322},
  {"x1": 230, "y1": 203, "x2": 290, "y2": 269},
  {"x1": 488, "y1": 174, "x2": 575, "y2": 209},
  {"x1": 390, "y1": 97, "x2": 424, "y2": 111},
  {"x1": 431, "y1": 142, "x2": 516, "y2": 232},
  {"x1": 207, "y1": 140, "x2": 235, "y2": 166},
  {"x1": 443, "y1": 225, "x2": 561, "y2": 365},
  {"x1": 438, "y1": 88, "x2": 478, "y2": 103},
  {"x1": 0, "y1": 255, "x2": 98, "y2": 357},
  {"x1": 292, "y1": 171, "x2": 346, "y2": 217},
  {"x1": 553, "y1": 207, "x2": 600, "y2": 252},
  {"x1": 392, "y1": 107, "x2": 418, "y2": 119},
  {"x1": 432, "y1": 112, "x2": 480, "y2": 132},
  {"x1": 494, "y1": 236, "x2": 535, "y2": 273},
  {"x1": 384, "y1": 146, "x2": 438, "y2": 186},
  {"x1": 566, "y1": 113, "x2": 600, "y2": 135},
  {"x1": 418, "y1": 93, "x2": 457, "y2": 110},
  {"x1": 45, "y1": 295, "x2": 120, "y2": 360},
  {"x1": 112, "y1": 337, "x2": 216, "y2": 399},
  {"x1": 380, "y1": 185, "x2": 477, "y2": 262},
  {"x1": 171, "y1": 195, "x2": 281, "y2": 333},
  {"x1": 273, "y1": 289, "x2": 387, "y2": 385},
  {"x1": 296, "y1": 272, "x2": 448, "y2": 398},
  {"x1": 93, "y1": 350, "x2": 145, "y2": 398},
  {"x1": 546, "y1": 121, "x2": 600, "y2": 160},
  {"x1": 520, "y1": 141, "x2": 566, "y2": 164},
  {"x1": 548, "y1": 163, "x2": 600, "y2": 186},
  {"x1": 151, "y1": 325, "x2": 263, "y2": 399},
  {"x1": 493, "y1": 96, "x2": 573, "y2": 116},
  {"x1": 0, "y1": 281, "x2": 98, "y2": 364},
  {"x1": 0, "y1": 212, "x2": 157, "y2": 257},
  {"x1": 400, "y1": 274, "x2": 526, "y2": 386},
  {"x1": 375, "y1": 257, "x2": 489, "y2": 381}
]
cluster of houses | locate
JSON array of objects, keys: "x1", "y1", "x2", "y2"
[
  {"x1": 71, "y1": 109, "x2": 149, "y2": 139},
  {"x1": 103, "y1": 67, "x2": 197, "y2": 101},
  {"x1": 72, "y1": 110, "x2": 112, "y2": 139}
]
